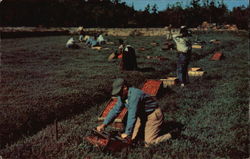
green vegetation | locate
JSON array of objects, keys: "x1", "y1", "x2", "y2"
[{"x1": 0, "y1": 31, "x2": 248, "y2": 158}]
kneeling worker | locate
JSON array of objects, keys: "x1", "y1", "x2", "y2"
[{"x1": 97, "y1": 78, "x2": 172, "y2": 146}]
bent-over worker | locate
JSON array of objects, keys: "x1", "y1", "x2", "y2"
[{"x1": 97, "y1": 78, "x2": 173, "y2": 146}]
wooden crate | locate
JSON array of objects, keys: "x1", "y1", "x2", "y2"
[
  {"x1": 189, "y1": 67, "x2": 202, "y2": 71},
  {"x1": 188, "y1": 67, "x2": 205, "y2": 77},
  {"x1": 85, "y1": 129, "x2": 131, "y2": 152},
  {"x1": 160, "y1": 77, "x2": 178, "y2": 88},
  {"x1": 92, "y1": 46, "x2": 102, "y2": 50},
  {"x1": 150, "y1": 42, "x2": 159, "y2": 46},
  {"x1": 146, "y1": 56, "x2": 168, "y2": 61},
  {"x1": 138, "y1": 47, "x2": 146, "y2": 51},
  {"x1": 192, "y1": 44, "x2": 203, "y2": 49},
  {"x1": 210, "y1": 39, "x2": 221, "y2": 44},
  {"x1": 210, "y1": 52, "x2": 223, "y2": 60},
  {"x1": 106, "y1": 41, "x2": 114, "y2": 45},
  {"x1": 141, "y1": 80, "x2": 163, "y2": 97},
  {"x1": 98, "y1": 97, "x2": 127, "y2": 129}
]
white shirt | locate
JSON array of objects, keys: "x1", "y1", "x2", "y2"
[
  {"x1": 97, "y1": 35, "x2": 105, "y2": 43},
  {"x1": 66, "y1": 37, "x2": 75, "y2": 47},
  {"x1": 173, "y1": 34, "x2": 191, "y2": 53}
]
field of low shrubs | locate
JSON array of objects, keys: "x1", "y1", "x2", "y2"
[{"x1": 0, "y1": 31, "x2": 248, "y2": 158}]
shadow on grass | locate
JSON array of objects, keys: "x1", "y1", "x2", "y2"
[{"x1": 160, "y1": 121, "x2": 185, "y2": 139}]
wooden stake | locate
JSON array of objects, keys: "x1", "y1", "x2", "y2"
[{"x1": 54, "y1": 119, "x2": 58, "y2": 141}]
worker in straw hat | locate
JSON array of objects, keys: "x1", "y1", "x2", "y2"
[
  {"x1": 173, "y1": 25, "x2": 192, "y2": 87},
  {"x1": 97, "y1": 78, "x2": 177, "y2": 146}
]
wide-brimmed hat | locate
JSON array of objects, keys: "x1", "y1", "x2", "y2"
[{"x1": 111, "y1": 78, "x2": 125, "y2": 96}]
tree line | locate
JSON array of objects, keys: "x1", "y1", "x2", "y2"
[{"x1": 0, "y1": 0, "x2": 249, "y2": 29}]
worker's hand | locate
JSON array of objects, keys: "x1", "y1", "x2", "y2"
[
  {"x1": 96, "y1": 124, "x2": 106, "y2": 132},
  {"x1": 121, "y1": 133, "x2": 128, "y2": 139}
]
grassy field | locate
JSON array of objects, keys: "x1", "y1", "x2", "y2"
[{"x1": 0, "y1": 31, "x2": 249, "y2": 159}]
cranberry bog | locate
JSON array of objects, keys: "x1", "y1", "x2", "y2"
[{"x1": 0, "y1": 31, "x2": 248, "y2": 158}]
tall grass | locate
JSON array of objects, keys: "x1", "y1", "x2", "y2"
[{"x1": 0, "y1": 31, "x2": 248, "y2": 158}]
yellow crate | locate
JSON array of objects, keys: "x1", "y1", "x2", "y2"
[
  {"x1": 189, "y1": 67, "x2": 202, "y2": 71},
  {"x1": 188, "y1": 67, "x2": 205, "y2": 76},
  {"x1": 192, "y1": 44, "x2": 203, "y2": 49},
  {"x1": 160, "y1": 77, "x2": 178, "y2": 88},
  {"x1": 92, "y1": 46, "x2": 102, "y2": 50}
]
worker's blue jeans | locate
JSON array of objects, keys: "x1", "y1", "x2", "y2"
[{"x1": 177, "y1": 52, "x2": 190, "y2": 84}]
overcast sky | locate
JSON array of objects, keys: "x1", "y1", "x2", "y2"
[{"x1": 120, "y1": 0, "x2": 249, "y2": 11}]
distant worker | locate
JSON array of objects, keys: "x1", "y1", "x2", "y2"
[
  {"x1": 97, "y1": 78, "x2": 176, "y2": 146},
  {"x1": 79, "y1": 35, "x2": 84, "y2": 42},
  {"x1": 66, "y1": 37, "x2": 79, "y2": 49},
  {"x1": 173, "y1": 26, "x2": 192, "y2": 87},
  {"x1": 116, "y1": 39, "x2": 125, "y2": 59},
  {"x1": 108, "y1": 39, "x2": 125, "y2": 61},
  {"x1": 120, "y1": 45, "x2": 138, "y2": 71},
  {"x1": 79, "y1": 28, "x2": 85, "y2": 42},
  {"x1": 165, "y1": 24, "x2": 173, "y2": 40},
  {"x1": 85, "y1": 35, "x2": 99, "y2": 48},
  {"x1": 97, "y1": 34, "x2": 106, "y2": 45}
]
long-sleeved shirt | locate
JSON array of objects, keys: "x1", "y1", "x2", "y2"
[
  {"x1": 66, "y1": 37, "x2": 75, "y2": 48},
  {"x1": 103, "y1": 87, "x2": 158, "y2": 135},
  {"x1": 97, "y1": 35, "x2": 105, "y2": 43},
  {"x1": 85, "y1": 37, "x2": 98, "y2": 47},
  {"x1": 173, "y1": 34, "x2": 192, "y2": 53}
]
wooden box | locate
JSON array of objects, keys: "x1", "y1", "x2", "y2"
[
  {"x1": 210, "y1": 52, "x2": 223, "y2": 60},
  {"x1": 150, "y1": 42, "x2": 159, "y2": 46},
  {"x1": 85, "y1": 129, "x2": 131, "y2": 152},
  {"x1": 98, "y1": 97, "x2": 127, "y2": 130},
  {"x1": 192, "y1": 44, "x2": 203, "y2": 49},
  {"x1": 92, "y1": 46, "x2": 102, "y2": 50},
  {"x1": 138, "y1": 47, "x2": 146, "y2": 51},
  {"x1": 188, "y1": 67, "x2": 205, "y2": 77},
  {"x1": 141, "y1": 80, "x2": 163, "y2": 97},
  {"x1": 160, "y1": 77, "x2": 178, "y2": 88},
  {"x1": 210, "y1": 39, "x2": 221, "y2": 44}
]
